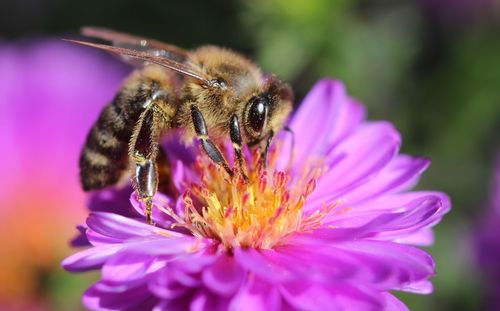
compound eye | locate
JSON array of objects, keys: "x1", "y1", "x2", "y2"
[{"x1": 248, "y1": 96, "x2": 269, "y2": 135}]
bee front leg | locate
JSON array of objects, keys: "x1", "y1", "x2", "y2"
[
  {"x1": 191, "y1": 105, "x2": 233, "y2": 178},
  {"x1": 130, "y1": 107, "x2": 165, "y2": 225},
  {"x1": 229, "y1": 114, "x2": 248, "y2": 182},
  {"x1": 260, "y1": 130, "x2": 274, "y2": 169}
]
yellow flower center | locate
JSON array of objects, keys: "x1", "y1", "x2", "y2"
[{"x1": 159, "y1": 144, "x2": 337, "y2": 250}]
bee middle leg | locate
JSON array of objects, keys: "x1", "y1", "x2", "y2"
[
  {"x1": 190, "y1": 105, "x2": 234, "y2": 178},
  {"x1": 130, "y1": 106, "x2": 170, "y2": 224}
]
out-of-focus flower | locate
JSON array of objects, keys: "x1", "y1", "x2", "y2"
[
  {"x1": 473, "y1": 153, "x2": 500, "y2": 309},
  {"x1": 0, "y1": 39, "x2": 127, "y2": 306},
  {"x1": 64, "y1": 79, "x2": 450, "y2": 310}
]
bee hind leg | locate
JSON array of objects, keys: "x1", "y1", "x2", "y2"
[{"x1": 130, "y1": 106, "x2": 169, "y2": 225}]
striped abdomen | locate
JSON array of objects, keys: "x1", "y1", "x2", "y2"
[{"x1": 79, "y1": 92, "x2": 144, "y2": 191}]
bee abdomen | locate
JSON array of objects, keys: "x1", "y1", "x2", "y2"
[{"x1": 79, "y1": 101, "x2": 133, "y2": 191}]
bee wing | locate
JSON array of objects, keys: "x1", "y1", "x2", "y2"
[
  {"x1": 81, "y1": 27, "x2": 188, "y2": 62},
  {"x1": 65, "y1": 39, "x2": 209, "y2": 84}
]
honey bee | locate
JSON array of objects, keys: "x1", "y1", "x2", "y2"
[{"x1": 69, "y1": 27, "x2": 293, "y2": 224}]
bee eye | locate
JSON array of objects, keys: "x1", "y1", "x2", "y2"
[{"x1": 247, "y1": 95, "x2": 269, "y2": 135}]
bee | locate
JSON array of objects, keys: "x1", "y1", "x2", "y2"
[{"x1": 69, "y1": 27, "x2": 293, "y2": 224}]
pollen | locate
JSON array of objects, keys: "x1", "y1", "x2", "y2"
[{"x1": 159, "y1": 146, "x2": 336, "y2": 250}]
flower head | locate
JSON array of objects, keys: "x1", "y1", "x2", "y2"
[{"x1": 64, "y1": 79, "x2": 450, "y2": 310}]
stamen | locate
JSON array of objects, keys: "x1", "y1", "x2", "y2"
[{"x1": 158, "y1": 142, "x2": 338, "y2": 249}]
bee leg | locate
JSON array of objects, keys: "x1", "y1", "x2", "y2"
[
  {"x1": 260, "y1": 130, "x2": 274, "y2": 169},
  {"x1": 191, "y1": 105, "x2": 234, "y2": 178},
  {"x1": 134, "y1": 160, "x2": 156, "y2": 224},
  {"x1": 229, "y1": 114, "x2": 248, "y2": 183},
  {"x1": 283, "y1": 126, "x2": 295, "y2": 169},
  {"x1": 130, "y1": 107, "x2": 165, "y2": 225}
]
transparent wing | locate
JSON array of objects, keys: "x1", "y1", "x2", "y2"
[
  {"x1": 81, "y1": 26, "x2": 187, "y2": 62},
  {"x1": 65, "y1": 39, "x2": 209, "y2": 84}
]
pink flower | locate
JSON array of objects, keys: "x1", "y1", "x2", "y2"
[
  {"x1": 64, "y1": 79, "x2": 450, "y2": 310},
  {"x1": 0, "y1": 39, "x2": 126, "y2": 305}
]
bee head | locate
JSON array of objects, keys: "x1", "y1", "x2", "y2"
[{"x1": 243, "y1": 76, "x2": 293, "y2": 144}]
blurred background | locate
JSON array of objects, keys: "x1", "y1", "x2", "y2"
[{"x1": 1, "y1": 0, "x2": 499, "y2": 310}]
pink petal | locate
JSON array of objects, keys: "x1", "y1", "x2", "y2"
[
  {"x1": 202, "y1": 254, "x2": 245, "y2": 296},
  {"x1": 86, "y1": 212, "x2": 184, "y2": 242},
  {"x1": 306, "y1": 155, "x2": 431, "y2": 218},
  {"x1": 393, "y1": 279, "x2": 434, "y2": 294},
  {"x1": 102, "y1": 252, "x2": 162, "y2": 284},
  {"x1": 234, "y1": 248, "x2": 295, "y2": 283},
  {"x1": 332, "y1": 240, "x2": 435, "y2": 288},
  {"x1": 62, "y1": 244, "x2": 123, "y2": 272},
  {"x1": 382, "y1": 293, "x2": 410, "y2": 311},
  {"x1": 287, "y1": 79, "x2": 347, "y2": 166},
  {"x1": 190, "y1": 290, "x2": 229, "y2": 311},
  {"x1": 280, "y1": 281, "x2": 383, "y2": 311},
  {"x1": 228, "y1": 277, "x2": 282, "y2": 311},
  {"x1": 86, "y1": 229, "x2": 124, "y2": 246},
  {"x1": 148, "y1": 270, "x2": 192, "y2": 300},
  {"x1": 341, "y1": 155, "x2": 431, "y2": 204},
  {"x1": 394, "y1": 227, "x2": 435, "y2": 246},
  {"x1": 324, "y1": 194, "x2": 447, "y2": 240},
  {"x1": 277, "y1": 78, "x2": 366, "y2": 172},
  {"x1": 121, "y1": 237, "x2": 204, "y2": 256},
  {"x1": 129, "y1": 192, "x2": 181, "y2": 229},
  {"x1": 279, "y1": 237, "x2": 435, "y2": 291},
  {"x1": 149, "y1": 252, "x2": 217, "y2": 297},
  {"x1": 83, "y1": 281, "x2": 156, "y2": 311},
  {"x1": 308, "y1": 122, "x2": 401, "y2": 208},
  {"x1": 267, "y1": 244, "x2": 358, "y2": 282},
  {"x1": 329, "y1": 97, "x2": 366, "y2": 147}
]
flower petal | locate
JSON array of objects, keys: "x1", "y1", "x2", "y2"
[
  {"x1": 228, "y1": 277, "x2": 282, "y2": 311},
  {"x1": 149, "y1": 270, "x2": 192, "y2": 300},
  {"x1": 62, "y1": 244, "x2": 123, "y2": 272},
  {"x1": 102, "y1": 251, "x2": 162, "y2": 284},
  {"x1": 393, "y1": 227, "x2": 434, "y2": 246},
  {"x1": 332, "y1": 240, "x2": 435, "y2": 289},
  {"x1": 280, "y1": 281, "x2": 383, "y2": 311},
  {"x1": 88, "y1": 186, "x2": 137, "y2": 216},
  {"x1": 277, "y1": 78, "x2": 367, "y2": 173},
  {"x1": 393, "y1": 279, "x2": 433, "y2": 294},
  {"x1": 234, "y1": 247, "x2": 295, "y2": 283},
  {"x1": 190, "y1": 290, "x2": 230, "y2": 311},
  {"x1": 130, "y1": 192, "x2": 183, "y2": 229},
  {"x1": 83, "y1": 281, "x2": 157, "y2": 311},
  {"x1": 307, "y1": 155, "x2": 431, "y2": 216},
  {"x1": 308, "y1": 122, "x2": 401, "y2": 208},
  {"x1": 120, "y1": 237, "x2": 206, "y2": 257},
  {"x1": 341, "y1": 155, "x2": 431, "y2": 204},
  {"x1": 279, "y1": 237, "x2": 435, "y2": 290},
  {"x1": 324, "y1": 194, "x2": 447, "y2": 240},
  {"x1": 86, "y1": 212, "x2": 184, "y2": 241},
  {"x1": 382, "y1": 293, "x2": 410, "y2": 311},
  {"x1": 202, "y1": 254, "x2": 245, "y2": 296},
  {"x1": 70, "y1": 224, "x2": 90, "y2": 247},
  {"x1": 288, "y1": 79, "x2": 347, "y2": 164}
]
